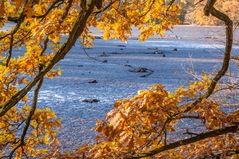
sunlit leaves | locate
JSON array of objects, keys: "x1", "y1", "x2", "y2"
[
  {"x1": 1, "y1": 0, "x2": 238, "y2": 159},
  {"x1": 94, "y1": 0, "x2": 181, "y2": 41},
  {"x1": 0, "y1": 105, "x2": 61, "y2": 158}
]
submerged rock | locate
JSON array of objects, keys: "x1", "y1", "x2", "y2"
[
  {"x1": 126, "y1": 66, "x2": 154, "y2": 77},
  {"x1": 102, "y1": 60, "x2": 108, "y2": 63},
  {"x1": 124, "y1": 64, "x2": 132, "y2": 67},
  {"x1": 128, "y1": 67, "x2": 149, "y2": 73},
  {"x1": 99, "y1": 52, "x2": 110, "y2": 57},
  {"x1": 88, "y1": 79, "x2": 98, "y2": 83},
  {"x1": 154, "y1": 50, "x2": 164, "y2": 54},
  {"x1": 82, "y1": 99, "x2": 100, "y2": 103},
  {"x1": 117, "y1": 44, "x2": 126, "y2": 47}
]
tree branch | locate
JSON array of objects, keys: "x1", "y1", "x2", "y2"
[
  {"x1": 183, "y1": 0, "x2": 233, "y2": 113},
  {"x1": 8, "y1": 77, "x2": 44, "y2": 159},
  {"x1": 0, "y1": 0, "x2": 64, "y2": 23},
  {"x1": 0, "y1": 0, "x2": 97, "y2": 117},
  {"x1": 131, "y1": 124, "x2": 239, "y2": 159},
  {"x1": 130, "y1": 0, "x2": 234, "y2": 158}
]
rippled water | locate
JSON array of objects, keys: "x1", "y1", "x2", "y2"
[
  {"x1": 2, "y1": 24, "x2": 239, "y2": 150},
  {"x1": 41, "y1": 38, "x2": 239, "y2": 150}
]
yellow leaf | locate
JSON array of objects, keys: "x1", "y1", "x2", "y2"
[{"x1": 44, "y1": 133, "x2": 49, "y2": 144}]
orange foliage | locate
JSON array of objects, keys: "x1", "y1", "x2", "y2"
[{"x1": 0, "y1": 0, "x2": 238, "y2": 158}]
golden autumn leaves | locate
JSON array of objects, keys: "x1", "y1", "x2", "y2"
[
  {"x1": 0, "y1": 0, "x2": 238, "y2": 158},
  {"x1": 0, "y1": 106, "x2": 61, "y2": 158},
  {"x1": 95, "y1": 0, "x2": 181, "y2": 42}
]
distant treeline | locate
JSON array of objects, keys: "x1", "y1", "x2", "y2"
[{"x1": 180, "y1": 0, "x2": 239, "y2": 25}]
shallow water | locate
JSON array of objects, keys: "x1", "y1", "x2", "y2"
[
  {"x1": 2, "y1": 24, "x2": 239, "y2": 150},
  {"x1": 40, "y1": 33, "x2": 239, "y2": 150}
]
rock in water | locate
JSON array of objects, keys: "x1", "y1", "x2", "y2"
[
  {"x1": 88, "y1": 79, "x2": 98, "y2": 83},
  {"x1": 127, "y1": 66, "x2": 154, "y2": 77},
  {"x1": 117, "y1": 44, "x2": 126, "y2": 48},
  {"x1": 128, "y1": 67, "x2": 148, "y2": 73},
  {"x1": 99, "y1": 52, "x2": 110, "y2": 57},
  {"x1": 82, "y1": 99, "x2": 100, "y2": 103},
  {"x1": 102, "y1": 60, "x2": 108, "y2": 63}
]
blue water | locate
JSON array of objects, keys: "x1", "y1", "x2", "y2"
[{"x1": 2, "y1": 24, "x2": 239, "y2": 150}]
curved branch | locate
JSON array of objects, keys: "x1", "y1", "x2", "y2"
[
  {"x1": 183, "y1": 0, "x2": 233, "y2": 112},
  {"x1": 130, "y1": 0, "x2": 234, "y2": 158},
  {"x1": 203, "y1": 0, "x2": 233, "y2": 98},
  {"x1": 131, "y1": 124, "x2": 239, "y2": 158},
  {"x1": 0, "y1": 1, "x2": 97, "y2": 117}
]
